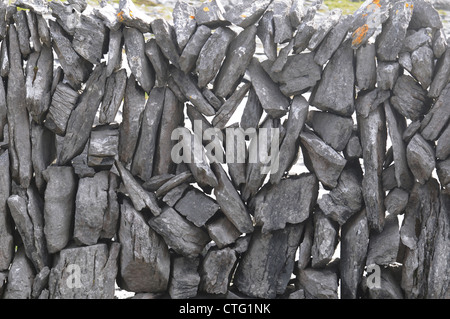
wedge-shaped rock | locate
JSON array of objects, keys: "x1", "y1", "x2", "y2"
[
  {"x1": 72, "y1": 13, "x2": 107, "y2": 65},
  {"x1": 27, "y1": 11, "x2": 41, "y2": 53},
  {"x1": 300, "y1": 130, "x2": 347, "y2": 189},
  {"x1": 429, "y1": 49, "x2": 450, "y2": 98},
  {"x1": 240, "y1": 87, "x2": 263, "y2": 131},
  {"x1": 377, "y1": 61, "x2": 400, "y2": 91},
  {"x1": 212, "y1": 82, "x2": 250, "y2": 129},
  {"x1": 421, "y1": 83, "x2": 450, "y2": 141},
  {"x1": 123, "y1": 27, "x2": 154, "y2": 93},
  {"x1": 151, "y1": 19, "x2": 180, "y2": 69},
  {"x1": 13, "y1": 10, "x2": 31, "y2": 57},
  {"x1": 0, "y1": 150, "x2": 13, "y2": 271},
  {"x1": 117, "y1": 0, "x2": 152, "y2": 33},
  {"x1": 179, "y1": 25, "x2": 211, "y2": 73},
  {"x1": 149, "y1": 206, "x2": 210, "y2": 258},
  {"x1": 172, "y1": 0, "x2": 197, "y2": 50},
  {"x1": 436, "y1": 124, "x2": 450, "y2": 160},
  {"x1": 409, "y1": 0, "x2": 443, "y2": 30},
  {"x1": 169, "y1": 256, "x2": 200, "y2": 299},
  {"x1": 296, "y1": 267, "x2": 339, "y2": 299},
  {"x1": 271, "y1": 0, "x2": 293, "y2": 44},
  {"x1": 162, "y1": 183, "x2": 189, "y2": 207},
  {"x1": 293, "y1": 20, "x2": 315, "y2": 54},
  {"x1": 3, "y1": 248, "x2": 35, "y2": 299},
  {"x1": 195, "y1": 0, "x2": 228, "y2": 27},
  {"x1": 206, "y1": 214, "x2": 241, "y2": 249},
  {"x1": 311, "y1": 209, "x2": 339, "y2": 269},
  {"x1": 366, "y1": 214, "x2": 400, "y2": 266},
  {"x1": 0, "y1": 1, "x2": 6, "y2": 40},
  {"x1": 340, "y1": 209, "x2": 369, "y2": 299},
  {"x1": 106, "y1": 29, "x2": 123, "y2": 77},
  {"x1": 31, "y1": 124, "x2": 55, "y2": 196},
  {"x1": 49, "y1": 243, "x2": 119, "y2": 299},
  {"x1": 234, "y1": 224, "x2": 304, "y2": 299},
  {"x1": 308, "y1": 8, "x2": 342, "y2": 51},
  {"x1": 257, "y1": 10, "x2": 277, "y2": 61},
  {"x1": 214, "y1": 25, "x2": 257, "y2": 98},
  {"x1": 31, "y1": 266, "x2": 50, "y2": 299},
  {"x1": 385, "y1": 187, "x2": 409, "y2": 215},
  {"x1": 100, "y1": 69, "x2": 127, "y2": 124},
  {"x1": 248, "y1": 57, "x2": 290, "y2": 118},
  {"x1": 200, "y1": 247, "x2": 237, "y2": 294},
  {"x1": 48, "y1": 1, "x2": 80, "y2": 36},
  {"x1": 410, "y1": 45, "x2": 434, "y2": 90},
  {"x1": 45, "y1": 83, "x2": 79, "y2": 136},
  {"x1": 154, "y1": 171, "x2": 193, "y2": 198},
  {"x1": 403, "y1": 28, "x2": 433, "y2": 53},
  {"x1": 196, "y1": 26, "x2": 235, "y2": 88},
  {"x1": 356, "y1": 43, "x2": 377, "y2": 90},
  {"x1": 433, "y1": 28, "x2": 447, "y2": 58},
  {"x1": 308, "y1": 111, "x2": 353, "y2": 152},
  {"x1": 318, "y1": 166, "x2": 364, "y2": 225},
  {"x1": 253, "y1": 174, "x2": 318, "y2": 233},
  {"x1": 310, "y1": 39, "x2": 354, "y2": 117},
  {"x1": 49, "y1": 20, "x2": 92, "y2": 90},
  {"x1": 131, "y1": 87, "x2": 165, "y2": 182},
  {"x1": 58, "y1": 63, "x2": 107, "y2": 165},
  {"x1": 391, "y1": 74, "x2": 429, "y2": 123},
  {"x1": 42, "y1": 166, "x2": 77, "y2": 254},
  {"x1": 145, "y1": 39, "x2": 169, "y2": 87},
  {"x1": 175, "y1": 189, "x2": 220, "y2": 227},
  {"x1": 406, "y1": 133, "x2": 435, "y2": 184},
  {"x1": 224, "y1": 0, "x2": 271, "y2": 28},
  {"x1": 71, "y1": 141, "x2": 95, "y2": 178},
  {"x1": 118, "y1": 200, "x2": 170, "y2": 293}
]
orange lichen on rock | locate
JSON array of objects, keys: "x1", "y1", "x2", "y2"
[
  {"x1": 203, "y1": 7, "x2": 210, "y2": 12},
  {"x1": 189, "y1": 15, "x2": 195, "y2": 19},
  {"x1": 373, "y1": 0, "x2": 381, "y2": 8},
  {"x1": 117, "y1": 11, "x2": 124, "y2": 22},
  {"x1": 352, "y1": 24, "x2": 369, "y2": 47}
]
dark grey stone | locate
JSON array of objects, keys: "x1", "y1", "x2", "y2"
[
  {"x1": 390, "y1": 75, "x2": 429, "y2": 121},
  {"x1": 421, "y1": 83, "x2": 450, "y2": 141},
  {"x1": 293, "y1": 20, "x2": 315, "y2": 54},
  {"x1": 311, "y1": 209, "x2": 339, "y2": 269},
  {"x1": 169, "y1": 256, "x2": 200, "y2": 299},
  {"x1": 175, "y1": 189, "x2": 220, "y2": 227},
  {"x1": 179, "y1": 25, "x2": 211, "y2": 73},
  {"x1": 376, "y1": 61, "x2": 400, "y2": 91},
  {"x1": 406, "y1": 133, "x2": 436, "y2": 184},
  {"x1": 432, "y1": 29, "x2": 447, "y2": 59},
  {"x1": 308, "y1": 8, "x2": 342, "y2": 51},
  {"x1": 72, "y1": 13, "x2": 107, "y2": 65},
  {"x1": 409, "y1": 0, "x2": 443, "y2": 30},
  {"x1": 172, "y1": 0, "x2": 197, "y2": 50},
  {"x1": 145, "y1": 38, "x2": 169, "y2": 87},
  {"x1": 0, "y1": 150, "x2": 13, "y2": 271},
  {"x1": 257, "y1": 10, "x2": 277, "y2": 61},
  {"x1": 296, "y1": 267, "x2": 339, "y2": 299},
  {"x1": 429, "y1": 49, "x2": 450, "y2": 98},
  {"x1": 117, "y1": 0, "x2": 152, "y2": 33},
  {"x1": 13, "y1": 10, "x2": 31, "y2": 57},
  {"x1": 27, "y1": 11, "x2": 41, "y2": 53},
  {"x1": 366, "y1": 214, "x2": 400, "y2": 266},
  {"x1": 213, "y1": 82, "x2": 251, "y2": 129},
  {"x1": 88, "y1": 126, "x2": 120, "y2": 168},
  {"x1": 225, "y1": 0, "x2": 271, "y2": 28},
  {"x1": 355, "y1": 88, "x2": 390, "y2": 119},
  {"x1": 45, "y1": 82, "x2": 79, "y2": 136},
  {"x1": 297, "y1": 218, "x2": 313, "y2": 270},
  {"x1": 410, "y1": 45, "x2": 434, "y2": 89},
  {"x1": 106, "y1": 29, "x2": 123, "y2": 77},
  {"x1": 195, "y1": 0, "x2": 229, "y2": 28},
  {"x1": 162, "y1": 183, "x2": 189, "y2": 207},
  {"x1": 308, "y1": 111, "x2": 353, "y2": 152},
  {"x1": 3, "y1": 247, "x2": 35, "y2": 299},
  {"x1": 200, "y1": 247, "x2": 237, "y2": 294},
  {"x1": 385, "y1": 187, "x2": 409, "y2": 215},
  {"x1": 206, "y1": 214, "x2": 241, "y2": 249},
  {"x1": 31, "y1": 123, "x2": 56, "y2": 194},
  {"x1": 271, "y1": 0, "x2": 293, "y2": 44},
  {"x1": 31, "y1": 266, "x2": 50, "y2": 299},
  {"x1": 436, "y1": 124, "x2": 450, "y2": 160},
  {"x1": 151, "y1": 18, "x2": 180, "y2": 69},
  {"x1": 240, "y1": 87, "x2": 263, "y2": 130},
  {"x1": 363, "y1": 265, "x2": 404, "y2": 299},
  {"x1": 402, "y1": 28, "x2": 433, "y2": 53},
  {"x1": 100, "y1": 69, "x2": 127, "y2": 124},
  {"x1": 94, "y1": 2, "x2": 121, "y2": 31}
]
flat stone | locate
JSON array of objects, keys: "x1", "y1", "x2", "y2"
[
  {"x1": 0, "y1": 2, "x2": 6, "y2": 40},
  {"x1": 311, "y1": 209, "x2": 339, "y2": 269},
  {"x1": 300, "y1": 130, "x2": 347, "y2": 189},
  {"x1": 421, "y1": 83, "x2": 450, "y2": 141},
  {"x1": 179, "y1": 25, "x2": 211, "y2": 74},
  {"x1": 366, "y1": 214, "x2": 400, "y2": 266},
  {"x1": 385, "y1": 188, "x2": 409, "y2": 215},
  {"x1": 297, "y1": 218, "x2": 313, "y2": 270},
  {"x1": 399, "y1": 51, "x2": 412, "y2": 72},
  {"x1": 123, "y1": 27, "x2": 154, "y2": 93},
  {"x1": 117, "y1": 0, "x2": 152, "y2": 33},
  {"x1": 71, "y1": 141, "x2": 95, "y2": 178},
  {"x1": 0, "y1": 70, "x2": 5, "y2": 140},
  {"x1": 296, "y1": 267, "x2": 338, "y2": 299},
  {"x1": 162, "y1": 183, "x2": 190, "y2": 207},
  {"x1": 436, "y1": 124, "x2": 450, "y2": 160},
  {"x1": 169, "y1": 256, "x2": 200, "y2": 299},
  {"x1": 213, "y1": 82, "x2": 251, "y2": 129},
  {"x1": 240, "y1": 87, "x2": 263, "y2": 130},
  {"x1": 68, "y1": 0, "x2": 87, "y2": 12},
  {"x1": 402, "y1": 28, "x2": 433, "y2": 53},
  {"x1": 13, "y1": 10, "x2": 31, "y2": 57},
  {"x1": 344, "y1": 132, "x2": 363, "y2": 160},
  {"x1": 214, "y1": 25, "x2": 257, "y2": 98},
  {"x1": 200, "y1": 247, "x2": 237, "y2": 294},
  {"x1": 0, "y1": 36, "x2": 8, "y2": 78},
  {"x1": 99, "y1": 69, "x2": 127, "y2": 124},
  {"x1": 48, "y1": 243, "x2": 119, "y2": 299},
  {"x1": 206, "y1": 214, "x2": 241, "y2": 249},
  {"x1": 94, "y1": 3, "x2": 121, "y2": 31},
  {"x1": 308, "y1": 8, "x2": 342, "y2": 51},
  {"x1": 145, "y1": 39, "x2": 169, "y2": 87},
  {"x1": 118, "y1": 75, "x2": 146, "y2": 165},
  {"x1": 148, "y1": 206, "x2": 210, "y2": 258},
  {"x1": 410, "y1": 45, "x2": 434, "y2": 89},
  {"x1": 406, "y1": 133, "x2": 436, "y2": 184},
  {"x1": 340, "y1": 209, "x2": 369, "y2": 299},
  {"x1": 308, "y1": 111, "x2": 353, "y2": 152},
  {"x1": 289, "y1": 0, "x2": 305, "y2": 28},
  {"x1": 57, "y1": 63, "x2": 107, "y2": 165},
  {"x1": 318, "y1": 166, "x2": 364, "y2": 225},
  {"x1": 31, "y1": 266, "x2": 50, "y2": 299},
  {"x1": 234, "y1": 224, "x2": 304, "y2": 298},
  {"x1": 293, "y1": 20, "x2": 315, "y2": 54},
  {"x1": 118, "y1": 199, "x2": 170, "y2": 293},
  {"x1": 0, "y1": 150, "x2": 13, "y2": 271},
  {"x1": 27, "y1": 11, "x2": 41, "y2": 53},
  {"x1": 390, "y1": 75, "x2": 429, "y2": 121},
  {"x1": 143, "y1": 174, "x2": 175, "y2": 192},
  {"x1": 271, "y1": 38, "x2": 294, "y2": 73},
  {"x1": 14, "y1": 0, "x2": 48, "y2": 15},
  {"x1": 409, "y1": 0, "x2": 443, "y2": 30},
  {"x1": 195, "y1": 0, "x2": 229, "y2": 28},
  {"x1": 3, "y1": 248, "x2": 35, "y2": 299},
  {"x1": 202, "y1": 88, "x2": 223, "y2": 111},
  {"x1": 248, "y1": 57, "x2": 290, "y2": 118},
  {"x1": 196, "y1": 26, "x2": 236, "y2": 88},
  {"x1": 403, "y1": 121, "x2": 422, "y2": 143},
  {"x1": 271, "y1": 0, "x2": 293, "y2": 44},
  {"x1": 48, "y1": 1, "x2": 81, "y2": 36},
  {"x1": 376, "y1": 61, "x2": 400, "y2": 90},
  {"x1": 172, "y1": 0, "x2": 197, "y2": 51},
  {"x1": 224, "y1": 0, "x2": 271, "y2": 28},
  {"x1": 151, "y1": 18, "x2": 181, "y2": 69},
  {"x1": 45, "y1": 82, "x2": 79, "y2": 136},
  {"x1": 257, "y1": 10, "x2": 277, "y2": 61},
  {"x1": 310, "y1": 39, "x2": 354, "y2": 117},
  {"x1": 42, "y1": 166, "x2": 77, "y2": 254},
  {"x1": 72, "y1": 13, "x2": 107, "y2": 65},
  {"x1": 31, "y1": 123, "x2": 56, "y2": 195},
  {"x1": 382, "y1": 164, "x2": 397, "y2": 192},
  {"x1": 432, "y1": 29, "x2": 447, "y2": 59},
  {"x1": 175, "y1": 189, "x2": 220, "y2": 227},
  {"x1": 429, "y1": 49, "x2": 450, "y2": 98},
  {"x1": 106, "y1": 29, "x2": 123, "y2": 77},
  {"x1": 355, "y1": 88, "x2": 390, "y2": 119}
]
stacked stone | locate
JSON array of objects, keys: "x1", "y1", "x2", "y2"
[{"x1": 0, "y1": 0, "x2": 448, "y2": 300}]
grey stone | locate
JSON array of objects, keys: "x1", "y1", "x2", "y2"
[
  {"x1": 172, "y1": 0, "x2": 197, "y2": 50},
  {"x1": 196, "y1": 26, "x2": 235, "y2": 88},
  {"x1": 169, "y1": 256, "x2": 200, "y2": 299},
  {"x1": 106, "y1": 29, "x2": 123, "y2": 77},
  {"x1": 257, "y1": 10, "x2": 277, "y2": 61},
  {"x1": 403, "y1": 120, "x2": 422, "y2": 143},
  {"x1": 0, "y1": 150, "x2": 13, "y2": 271},
  {"x1": 151, "y1": 18, "x2": 180, "y2": 69},
  {"x1": 296, "y1": 267, "x2": 338, "y2": 299},
  {"x1": 213, "y1": 82, "x2": 251, "y2": 129},
  {"x1": 14, "y1": 0, "x2": 48, "y2": 15},
  {"x1": 340, "y1": 209, "x2": 369, "y2": 299},
  {"x1": 100, "y1": 69, "x2": 127, "y2": 124},
  {"x1": 421, "y1": 83, "x2": 450, "y2": 141},
  {"x1": 57, "y1": 63, "x2": 107, "y2": 165},
  {"x1": 406, "y1": 133, "x2": 436, "y2": 184},
  {"x1": 293, "y1": 20, "x2": 315, "y2": 54},
  {"x1": 145, "y1": 39, "x2": 169, "y2": 87},
  {"x1": 123, "y1": 27, "x2": 154, "y2": 93},
  {"x1": 385, "y1": 188, "x2": 409, "y2": 215},
  {"x1": 429, "y1": 49, "x2": 450, "y2": 98},
  {"x1": 432, "y1": 29, "x2": 447, "y2": 59},
  {"x1": 409, "y1": 0, "x2": 443, "y2": 30},
  {"x1": 311, "y1": 209, "x2": 339, "y2": 269},
  {"x1": 143, "y1": 174, "x2": 175, "y2": 192},
  {"x1": 13, "y1": 10, "x2": 31, "y2": 57},
  {"x1": 175, "y1": 189, "x2": 220, "y2": 227},
  {"x1": 297, "y1": 218, "x2": 313, "y2": 270},
  {"x1": 0, "y1": 36, "x2": 8, "y2": 78},
  {"x1": 402, "y1": 28, "x2": 433, "y2": 53},
  {"x1": 195, "y1": 0, "x2": 228, "y2": 28},
  {"x1": 214, "y1": 25, "x2": 257, "y2": 98},
  {"x1": 206, "y1": 214, "x2": 241, "y2": 249},
  {"x1": 253, "y1": 174, "x2": 318, "y2": 233},
  {"x1": 300, "y1": 130, "x2": 347, "y2": 189},
  {"x1": 200, "y1": 247, "x2": 237, "y2": 294},
  {"x1": 148, "y1": 206, "x2": 210, "y2": 258},
  {"x1": 240, "y1": 87, "x2": 263, "y2": 130},
  {"x1": 72, "y1": 13, "x2": 107, "y2": 65},
  {"x1": 68, "y1": 0, "x2": 87, "y2": 12},
  {"x1": 179, "y1": 25, "x2": 211, "y2": 73},
  {"x1": 399, "y1": 51, "x2": 412, "y2": 72},
  {"x1": 45, "y1": 82, "x2": 79, "y2": 136},
  {"x1": 118, "y1": 200, "x2": 170, "y2": 293},
  {"x1": 131, "y1": 87, "x2": 165, "y2": 182},
  {"x1": 117, "y1": 0, "x2": 152, "y2": 33},
  {"x1": 376, "y1": 61, "x2": 400, "y2": 90},
  {"x1": 272, "y1": 0, "x2": 293, "y2": 44},
  {"x1": 202, "y1": 88, "x2": 223, "y2": 111},
  {"x1": 49, "y1": 20, "x2": 92, "y2": 90},
  {"x1": 382, "y1": 164, "x2": 397, "y2": 192},
  {"x1": 118, "y1": 75, "x2": 146, "y2": 165},
  {"x1": 271, "y1": 38, "x2": 294, "y2": 73},
  {"x1": 248, "y1": 57, "x2": 290, "y2": 118},
  {"x1": 310, "y1": 39, "x2": 354, "y2": 117},
  {"x1": 410, "y1": 45, "x2": 434, "y2": 89},
  {"x1": 308, "y1": 8, "x2": 342, "y2": 51},
  {"x1": 224, "y1": 0, "x2": 271, "y2": 28},
  {"x1": 71, "y1": 141, "x2": 95, "y2": 178},
  {"x1": 27, "y1": 11, "x2": 41, "y2": 53},
  {"x1": 234, "y1": 224, "x2": 304, "y2": 298},
  {"x1": 289, "y1": 0, "x2": 305, "y2": 27},
  {"x1": 363, "y1": 265, "x2": 404, "y2": 299},
  {"x1": 94, "y1": 2, "x2": 121, "y2": 31},
  {"x1": 162, "y1": 183, "x2": 189, "y2": 207},
  {"x1": 436, "y1": 124, "x2": 450, "y2": 160},
  {"x1": 31, "y1": 266, "x2": 50, "y2": 299},
  {"x1": 3, "y1": 247, "x2": 35, "y2": 299},
  {"x1": 212, "y1": 163, "x2": 253, "y2": 234},
  {"x1": 355, "y1": 88, "x2": 390, "y2": 119},
  {"x1": 308, "y1": 111, "x2": 353, "y2": 152},
  {"x1": 318, "y1": 166, "x2": 364, "y2": 225},
  {"x1": 48, "y1": 1, "x2": 81, "y2": 36},
  {"x1": 31, "y1": 123, "x2": 56, "y2": 194},
  {"x1": 391, "y1": 75, "x2": 429, "y2": 121},
  {"x1": 0, "y1": 2, "x2": 6, "y2": 40},
  {"x1": 366, "y1": 213, "x2": 400, "y2": 266},
  {"x1": 49, "y1": 243, "x2": 120, "y2": 299},
  {"x1": 344, "y1": 133, "x2": 363, "y2": 160}
]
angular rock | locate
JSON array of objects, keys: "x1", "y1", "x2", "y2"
[
  {"x1": 27, "y1": 11, "x2": 41, "y2": 53},
  {"x1": 214, "y1": 25, "x2": 257, "y2": 98},
  {"x1": 172, "y1": 0, "x2": 197, "y2": 50},
  {"x1": 0, "y1": 36, "x2": 8, "y2": 78},
  {"x1": 118, "y1": 75, "x2": 146, "y2": 165},
  {"x1": 432, "y1": 29, "x2": 447, "y2": 59},
  {"x1": 402, "y1": 28, "x2": 433, "y2": 53},
  {"x1": 399, "y1": 51, "x2": 412, "y2": 72},
  {"x1": 429, "y1": 49, "x2": 450, "y2": 98},
  {"x1": 0, "y1": 1, "x2": 6, "y2": 41},
  {"x1": 300, "y1": 130, "x2": 347, "y2": 188},
  {"x1": 118, "y1": 200, "x2": 170, "y2": 293},
  {"x1": 376, "y1": 61, "x2": 400, "y2": 91},
  {"x1": 385, "y1": 188, "x2": 409, "y2": 215},
  {"x1": 308, "y1": 111, "x2": 353, "y2": 152},
  {"x1": 48, "y1": 1, "x2": 81, "y2": 36},
  {"x1": 248, "y1": 57, "x2": 290, "y2": 118},
  {"x1": 117, "y1": 0, "x2": 152, "y2": 33},
  {"x1": 213, "y1": 82, "x2": 251, "y2": 129},
  {"x1": 42, "y1": 166, "x2": 77, "y2": 254},
  {"x1": 106, "y1": 29, "x2": 123, "y2": 77},
  {"x1": 169, "y1": 256, "x2": 200, "y2": 299},
  {"x1": 297, "y1": 218, "x2": 313, "y2": 270},
  {"x1": 409, "y1": 0, "x2": 443, "y2": 30},
  {"x1": 382, "y1": 164, "x2": 397, "y2": 192},
  {"x1": 45, "y1": 82, "x2": 79, "y2": 136},
  {"x1": 0, "y1": 72, "x2": 5, "y2": 141},
  {"x1": 36, "y1": 12, "x2": 51, "y2": 48},
  {"x1": 151, "y1": 18, "x2": 180, "y2": 69},
  {"x1": 148, "y1": 206, "x2": 210, "y2": 258},
  {"x1": 131, "y1": 87, "x2": 165, "y2": 182},
  {"x1": 212, "y1": 163, "x2": 253, "y2": 234},
  {"x1": 72, "y1": 13, "x2": 107, "y2": 65},
  {"x1": 162, "y1": 183, "x2": 190, "y2": 207},
  {"x1": 366, "y1": 213, "x2": 400, "y2": 266},
  {"x1": 376, "y1": 1, "x2": 413, "y2": 61},
  {"x1": 391, "y1": 75, "x2": 429, "y2": 122},
  {"x1": 272, "y1": 0, "x2": 293, "y2": 44},
  {"x1": 293, "y1": 20, "x2": 315, "y2": 54},
  {"x1": 71, "y1": 141, "x2": 95, "y2": 178},
  {"x1": 310, "y1": 39, "x2": 354, "y2": 117},
  {"x1": 31, "y1": 266, "x2": 50, "y2": 299},
  {"x1": 179, "y1": 25, "x2": 211, "y2": 74},
  {"x1": 195, "y1": 0, "x2": 228, "y2": 28},
  {"x1": 94, "y1": 2, "x2": 121, "y2": 31},
  {"x1": 49, "y1": 20, "x2": 92, "y2": 90},
  {"x1": 99, "y1": 69, "x2": 127, "y2": 124},
  {"x1": 311, "y1": 209, "x2": 339, "y2": 269},
  {"x1": 410, "y1": 45, "x2": 434, "y2": 89},
  {"x1": 48, "y1": 243, "x2": 120, "y2": 299},
  {"x1": 437, "y1": 159, "x2": 450, "y2": 190},
  {"x1": 240, "y1": 87, "x2": 263, "y2": 130},
  {"x1": 68, "y1": 0, "x2": 87, "y2": 12},
  {"x1": 421, "y1": 83, "x2": 450, "y2": 141},
  {"x1": 355, "y1": 88, "x2": 390, "y2": 120},
  {"x1": 123, "y1": 27, "x2": 154, "y2": 93},
  {"x1": 363, "y1": 265, "x2": 404, "y2": 299},
  {"x1": 436, "y1": 124, "x2": 450, "y2": 160},
  {"x1": 257, "y1": 10, "x2": 277, "y2": 61},
  {"x1": 145, "y1": 39, "x2": 169, "y2": 87},
  {"x1": 403, "y1": 120, "x2": 422, "y2": 143},
  {"x1": 344, "y1": 133, "x2": 363, "y2": 160},
  {"x1": 202, "y1": 88, "x2": 223, "y2": 111},
  {"x1": 200, "y1": 247, "x2": 237, "y2": 294},
  {"x1": 340, "y1": 209, "x2": 369, "y2": 299},
  {"x1": 406, "y1": 133, "x2": 436, "y2": 184},
  {"x1": 206, "y1": 214, "x2": 241, "y2": 249},
  {"x1": 297, "y1": 267, "x2": 339, "y2": 299},
  {"x1": 308, "y1": 8, "x2": 342, "y2": 51},
  {"x1": 318, "y1": 166, "x2": 364, "y2": 225},
  {"x1": 0, "y1": 150, "x2": 13, "y2": 271},
  {"x1": 289, "y1": 0, "x2": 305, "y2": 27},
  {"x1": 196, "y1": 26, "x2": 235, "y2": 88},
  {"x1": 57, "y1": 63, "x2": 107, "y2": 165},
  {"x1": 31, "y1": 123, "x2": 56, "y2": 194},
  {"x1": 271, "y1": 38, "x2": 294, "y2": 73},
  {"x1": 13, "y1": 10, "x2": 31, "y2": 57},
  {"x1": 3, "y1": 247, "x2": 35, "y2": 299},
  {"x1": 234, "y1": 224, "x2": 304, "y2": 298},
  {"x1": 175, "y1": 189, "x2": 220, "y2": 227},
  {"x1": 253, "y1": 174, "x2": 318, "y2": 233},
  {"x1": 224, "y1": 0, "x2": 271, "y2": 28}
]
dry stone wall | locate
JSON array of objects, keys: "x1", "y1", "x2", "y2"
[{"x1": 0, "y1": 0, "x2": 449, "y2": 299}]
